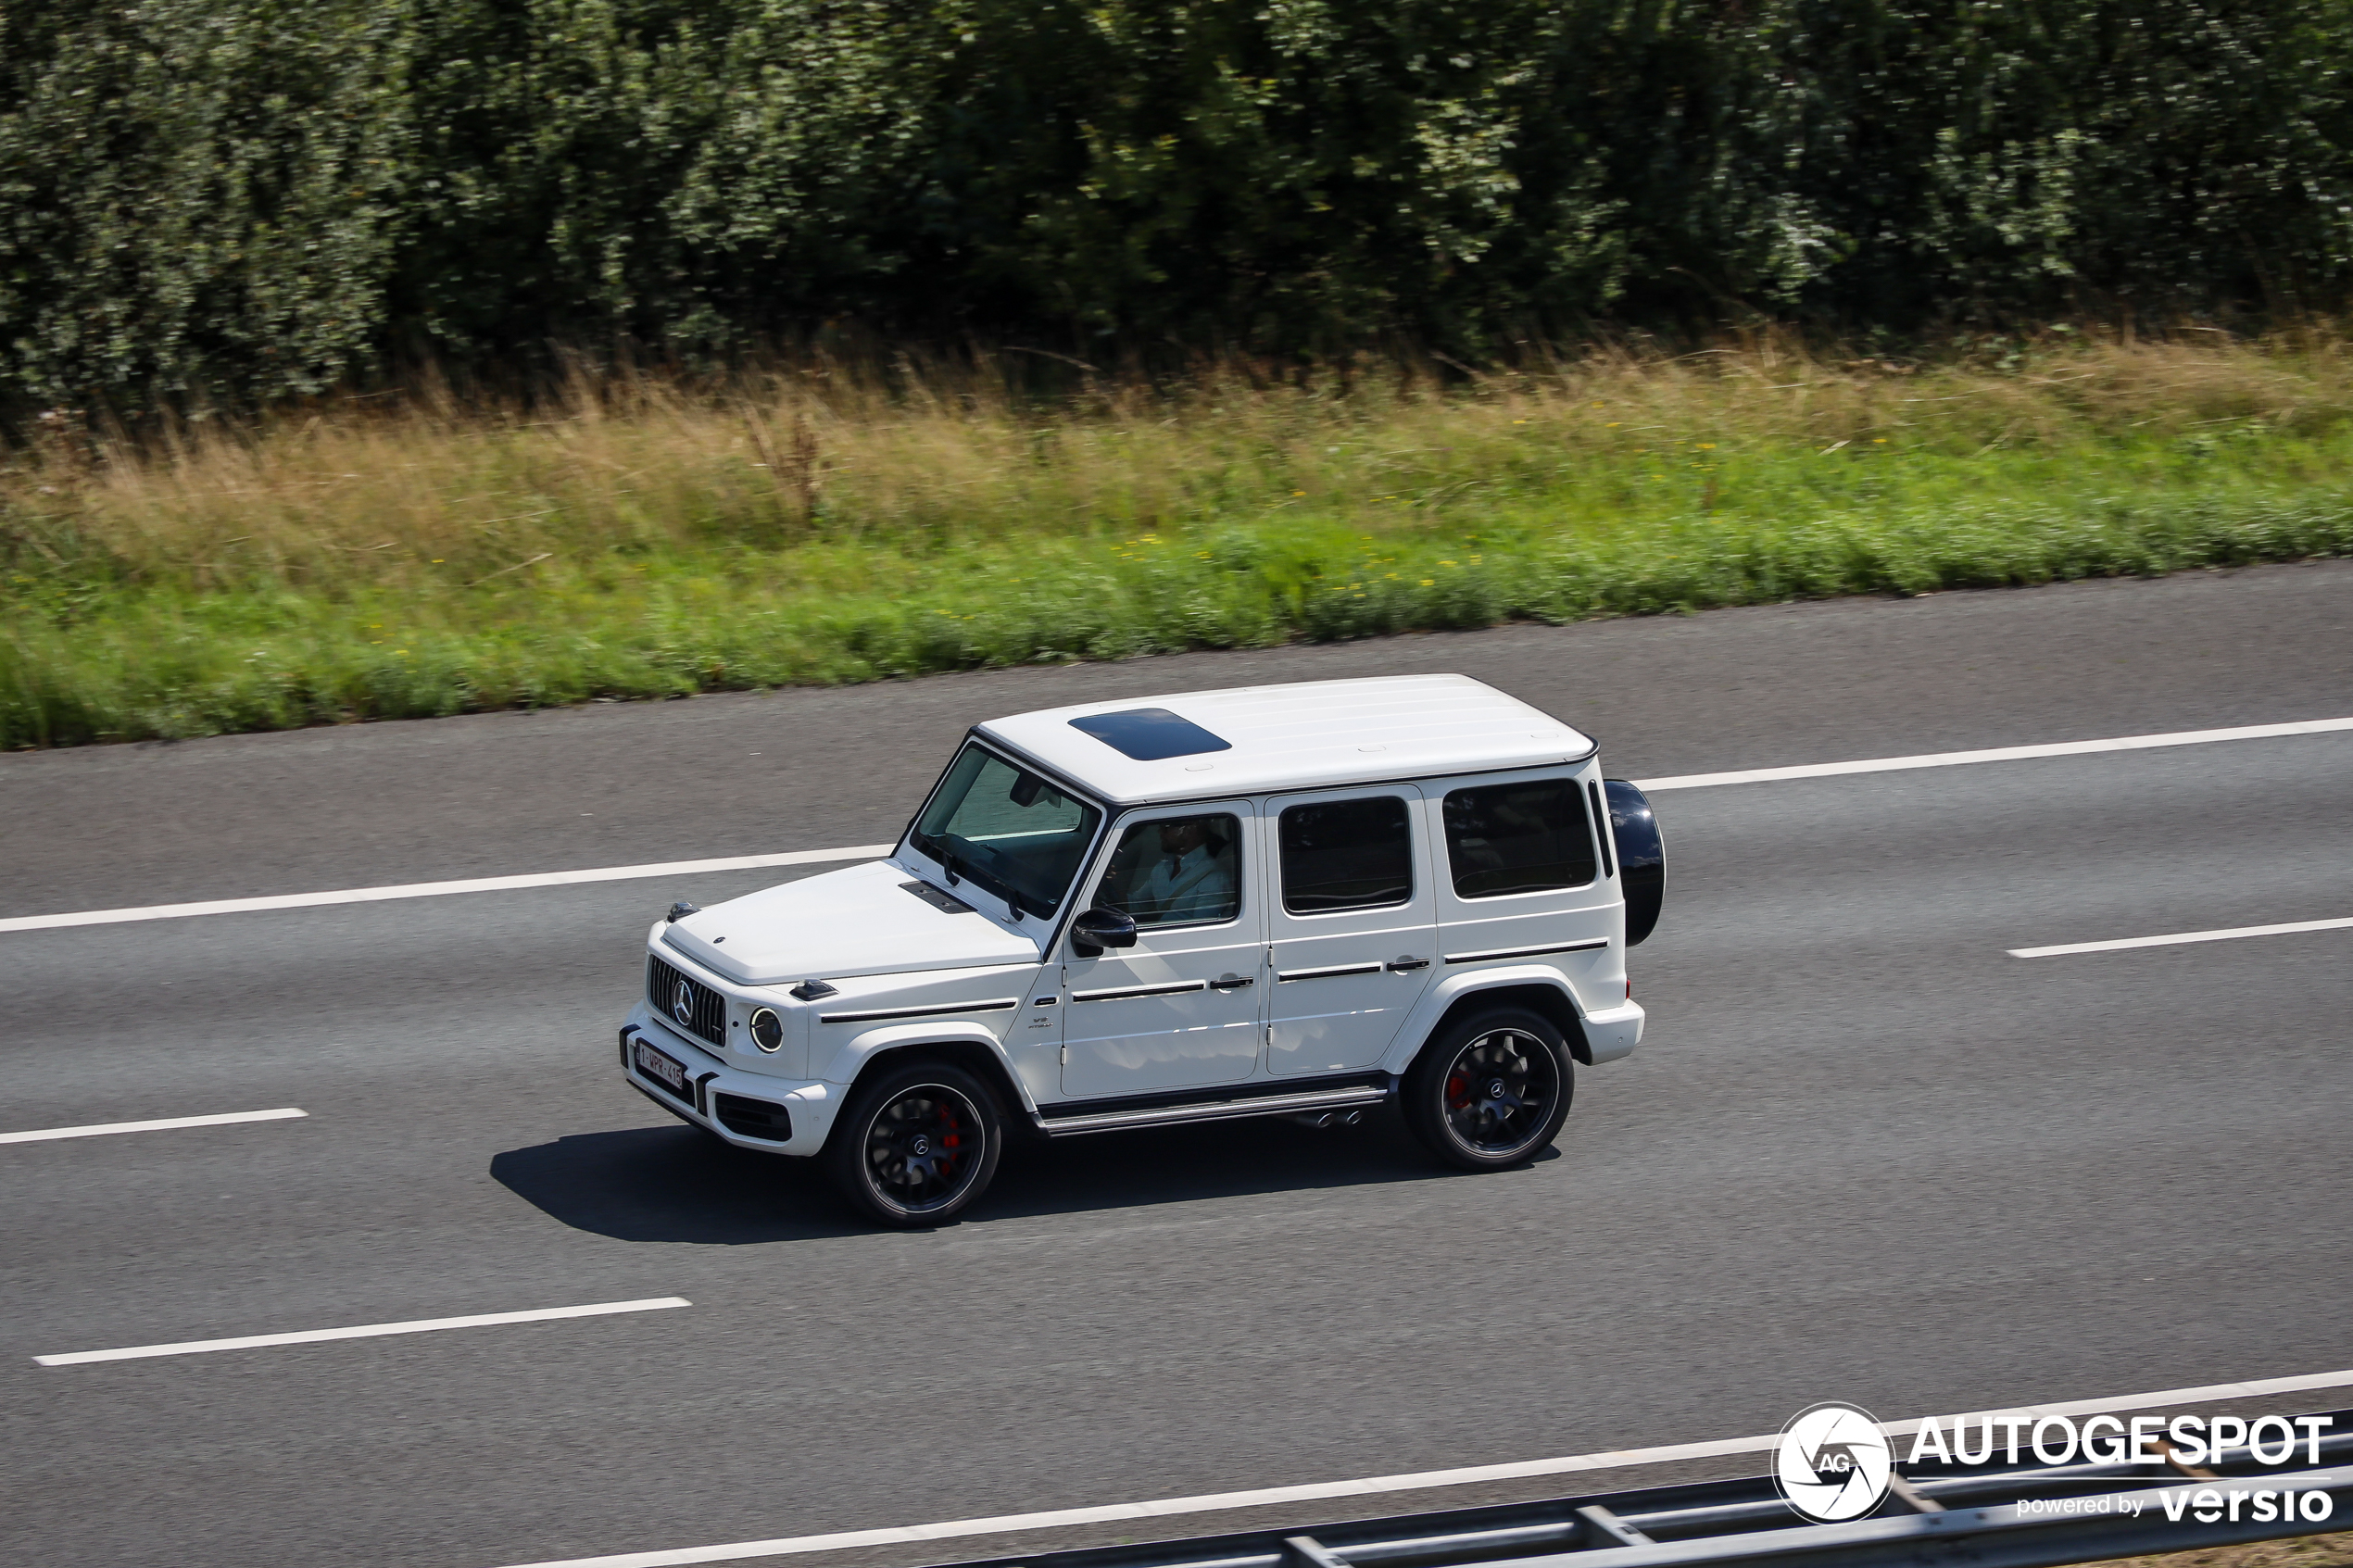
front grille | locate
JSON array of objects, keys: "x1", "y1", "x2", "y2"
[
  {"x1": 714, "y1": 1093, "x2": 793, "y2": 1142},
  {"x1": 648, "y1": 955, "x2": 727, "y2": 1048}
]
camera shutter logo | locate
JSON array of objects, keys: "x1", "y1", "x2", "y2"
[{"x1": 1773, "y1": 1402, "x2": 1893, "y2": 1523}]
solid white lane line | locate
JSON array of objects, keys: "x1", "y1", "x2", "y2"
[
  {"x1": 0, "y1": 845, "x2": 896, "y2": 935},
  {"x1": 1634, "y1": 714, "x2": 2353, "y2": 792},
  {"x1": 2011, "y1": 915, "x2": 2353, "y2": 959},
  {"x1": 33, "y1": 1297, "x2": 689, "y2": 1367},
  {"x1": 488, "y1": 1366, "x2": 2353, "y2": 1568},
  {"x1": 0, "y1": 1107, "x2": 307, "y2": 1145},
  {"x1": 9, "y1": 714, "x2": 2349, "y2": 938}
]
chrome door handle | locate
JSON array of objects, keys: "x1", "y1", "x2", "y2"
[
  {"x1": 1386, "y1": 956, "x2": 1429, "y2": 972},
  {"x1": 1210, "y1": 973, "x2": 1255, "y2": 990}
]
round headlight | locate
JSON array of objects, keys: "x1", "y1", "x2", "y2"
[{"x1": 748, "y1": 1007, "x2": 785, "y2": 1053}]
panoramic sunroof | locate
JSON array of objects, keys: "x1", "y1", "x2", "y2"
[{"x1": 1068, "y1": 708, "x2": 1234, "y2": 761}]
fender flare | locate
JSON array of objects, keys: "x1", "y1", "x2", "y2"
[
  {"x1": 813, "y1": 1021, "x2": 1038, "y2": 1115},
  {"x1": 1381, "y1": 963, "x2": 1589, "y2": 1075}
]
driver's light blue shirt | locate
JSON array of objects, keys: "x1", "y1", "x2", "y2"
[{"x1": 1132, "y1": 844, "x2": 1234, "y2": 924}]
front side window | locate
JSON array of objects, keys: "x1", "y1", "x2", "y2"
[
  {"x1": 1096, "y1": 814, "x2": 1241, "y2": 929},
  {"x1": 1442, "y1": 779, "x2": 1597, "y2": 898},
  {"x1": 1279, "y1": 797, "x2": 1412, "y2": 914},
  {"x1": 911, "y1": 745, "x2": 1101, "y2": 918}
]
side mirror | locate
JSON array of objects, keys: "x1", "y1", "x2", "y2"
[
  {"x1": 1604, "y1": 779, "x2": 1666, "y2": 947},
  {"x1": 1070, "y1": 906, "x2": 1139, "y2": 957}
]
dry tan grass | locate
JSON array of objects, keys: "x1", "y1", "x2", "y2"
[{"x1": 7, "y1": 331, "x2": 2350, "y2": 596}]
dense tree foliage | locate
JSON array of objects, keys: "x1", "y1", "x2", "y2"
[{"x1": 5, "y1": 0, "x2": 2350, "y2": 404}]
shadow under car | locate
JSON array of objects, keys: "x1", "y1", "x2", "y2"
[{"x1": 491, "y1": 1105, "x2": 1517, "y2": 1241}]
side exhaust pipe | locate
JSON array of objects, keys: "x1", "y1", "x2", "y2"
[{"x1": 1290, "y1": 1109, "x2": 1367, "y2": 1130}]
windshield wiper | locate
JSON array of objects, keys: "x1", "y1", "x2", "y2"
[
  {"x1": 961, "y1": 858, "x2": 1031, "y2": 921},
  {"x1": 926, "y1": 836, "x2": 1035, "y2": 921}
]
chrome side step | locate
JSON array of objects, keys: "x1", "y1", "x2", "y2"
[{"x1": 1036, "y1": 1082, "x2": 1389, "y2": 1137}]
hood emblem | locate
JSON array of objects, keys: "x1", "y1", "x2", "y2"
[{"x1": 673, "y1": 980, "x2": 696, "y2": 1026}]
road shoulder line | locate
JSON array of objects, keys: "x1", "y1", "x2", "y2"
[
  {"x1": 1633, "y1": 715, "x2": 2353, "y2": 792},
  {"x1": 0, "y1": 846, "x2": 896, "y2": 935},
  {"x1": 486, "y1": 1366, "x2": 2353, "y2": 1568},
  {"x1": 8, "y1": 714, "x2": 2348, "y2": 936}
]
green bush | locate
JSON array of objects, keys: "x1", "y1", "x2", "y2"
[{"x1": 6, "y1": 0, "x2": 2352, "y2": 408}]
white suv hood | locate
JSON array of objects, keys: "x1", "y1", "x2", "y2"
[{"x1": 660, "y1": 859, "x2": 1041, "y2": 985}]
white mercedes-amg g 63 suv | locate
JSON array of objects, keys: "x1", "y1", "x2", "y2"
[{"x1": 617, "y1": 674, "x2": 1663, "y2": 1225}]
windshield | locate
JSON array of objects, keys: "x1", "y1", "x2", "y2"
[{"x1": 910, "y1": 744, "x2": 1102, "y2": 920}]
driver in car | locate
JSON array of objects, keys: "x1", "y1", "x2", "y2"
[{"x1": 1128, "y1": 816, "x2": 1234, "y2": 925}]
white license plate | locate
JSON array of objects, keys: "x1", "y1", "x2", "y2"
[{"x1": 634, "y1": 1038, "x2": 687, "y2": 1092}]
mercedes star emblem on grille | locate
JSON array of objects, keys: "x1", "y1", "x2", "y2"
[{"x1": 673, "y1": 980, "x2": 695, "y2": 1026}]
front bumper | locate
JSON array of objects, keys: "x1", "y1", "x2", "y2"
[{"x1": 618, "y1": 1007, "x2": 838, "y2": 1157}]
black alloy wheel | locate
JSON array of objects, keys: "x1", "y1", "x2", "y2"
[
  {"x1": 825, "y1": 1060, "x2": 1004, "y2": 1226},
  {"x1": 1403, "y1": 1009, "x2": 1574, "y2": 1170}
]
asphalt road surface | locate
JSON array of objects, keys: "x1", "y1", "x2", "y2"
[{"x1": 4, "y1": 561, "x2": 2350, "y2": 1568}]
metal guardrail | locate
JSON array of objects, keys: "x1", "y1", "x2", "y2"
[{"x1": 939, "y1": 1411, "x2": 2351, "y2": 1568}]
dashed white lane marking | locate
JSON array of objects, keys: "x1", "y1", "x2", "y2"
[
  {"x1": 487, "y1": 1366, "x2": 2353, "y2": 1568},
  {"x1": 0, "y1": 846, "x2": 895, "y2": 935},
  {"x1": 33, "y1": 1297, "x2": 689, "y2": 1367},
  {"x1": 1635, "y1": 714, "x2": 2353, "y2": 792},
  {"x1": 0, "y1": 1107, "x2": 307, "y2": 1145},
  {"x1": 2011, "y1": 914, "x2": 2353, "y2": 959},
  {"x1": 6, "y1": 715, "x2": 2348, "y2": 937}
]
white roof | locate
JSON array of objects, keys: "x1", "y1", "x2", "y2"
[{"x1": 975, "y1": 674, "x2": 1595, "y2": 807}]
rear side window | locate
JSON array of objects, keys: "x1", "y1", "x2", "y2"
[
  {"x1": 1442, "y1": 780, "x2": 1597, "y2": 898},
  {"x1": 1279, "y1": 797, "x2": 1413, "y2": 913}
]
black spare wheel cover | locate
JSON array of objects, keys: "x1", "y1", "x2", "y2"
[{"x1": 1604, "y1": 779, "x2": 1665, "y2": 947}]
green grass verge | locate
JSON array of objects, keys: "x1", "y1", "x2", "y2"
[
  {"x1": 7, "y1": 475, "x2": 2347, "y2": 749},
  {"x1": 10, "y1": 341, "x2": 2353, "y2": 748}
]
